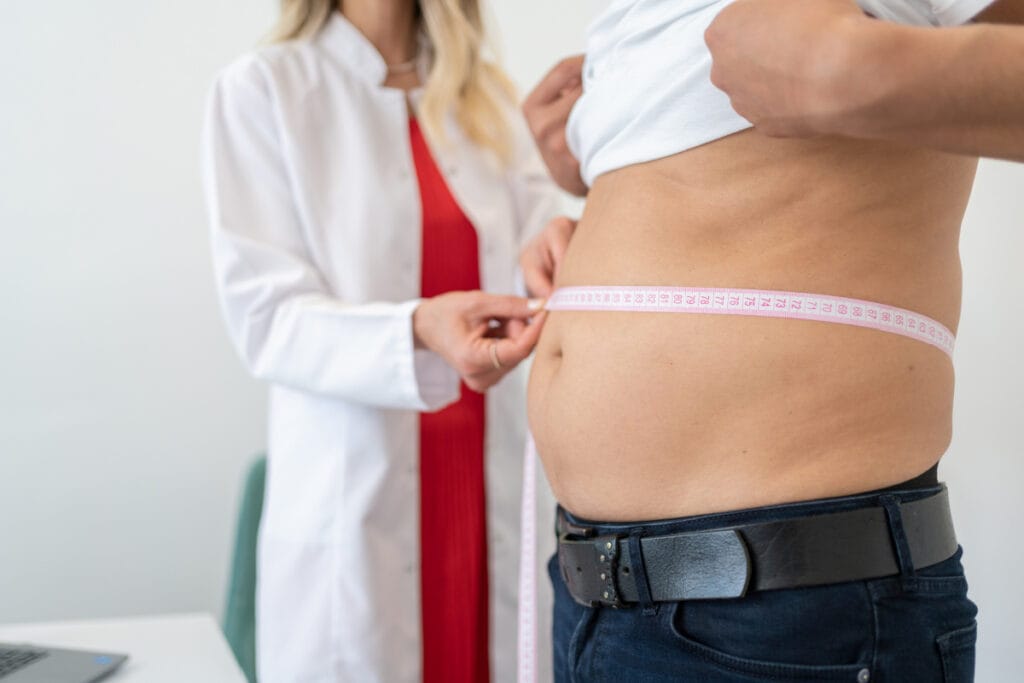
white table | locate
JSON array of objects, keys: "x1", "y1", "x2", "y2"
[{"x1": 0, "y1": 613, "x2": 246, "y2": 682}]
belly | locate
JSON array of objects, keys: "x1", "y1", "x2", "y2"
[{"x1": 528, "y1": 130, "x2": 977, "y2": 522}]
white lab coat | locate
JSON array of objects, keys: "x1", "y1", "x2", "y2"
[{"x1": 201, "y1": 13, "x2": 559, "y2": 683}]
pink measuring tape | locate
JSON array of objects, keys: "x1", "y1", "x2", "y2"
[
  {"x1": 547, "y1": 285, "x2": 955, "y2": 357},
  {"x1": 517, "y1": 435, "x2": 539, "y2": 683},
  {"x1": 516, "y1": 285, "x2": 956, "y2": 682}
]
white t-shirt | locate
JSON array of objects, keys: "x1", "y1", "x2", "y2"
[{"x1": 567, "y1": 0, "x2": 997, "y2": 187}]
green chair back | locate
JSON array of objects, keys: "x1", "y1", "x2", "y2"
[{"x1": 223, "y1": 455, "x2": 266, "y2": 683}]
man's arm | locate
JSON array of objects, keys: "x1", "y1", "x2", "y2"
[{"x1": 705, "y1": 0, "x2": 1024, "y2": 161}]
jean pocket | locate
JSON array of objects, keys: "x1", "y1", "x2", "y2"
[
  {"x1": 668, "y1": 586, "x2": 874, "y2": 681},
  {"x1": 907, "y1": 547, "x2": 970, "y2": 596},
  {"x1": 937, "y1": 622, "x2": 977, "y2": 683}
]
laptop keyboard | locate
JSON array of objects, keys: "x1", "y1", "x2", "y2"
[{"x1": 0, "y1": 647, "x2": 47, "y2": 677}]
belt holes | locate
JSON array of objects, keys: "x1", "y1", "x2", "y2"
[
  {"x1": 622, "y1": 567, "x2": 630, "y2": 575},
  {"x1": 576, "y1": 566, "x2": 582, "y2": 573}
]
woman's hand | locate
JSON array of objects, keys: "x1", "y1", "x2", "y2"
[
  {"x1": 523, "y1": 55, "x2": 588, "y2": 197},
  {"x1": 520, "y1": 216, "x2": 578, "y2": 298},
  {"x1": 413, "y1": 291, "x2": 548, "y2": 392}
]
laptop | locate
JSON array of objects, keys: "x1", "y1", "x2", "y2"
[{"x1": 0, "y1": 643, "x2": 126, "y2": 682}]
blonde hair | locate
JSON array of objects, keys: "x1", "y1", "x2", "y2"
[{"x1": 271, "y1": 1, "x2": 516, "y2": 163}]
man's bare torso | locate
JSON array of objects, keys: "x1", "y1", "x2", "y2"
[{"x1": 529, "y1": 130, "x2": 977, "y2": 522}]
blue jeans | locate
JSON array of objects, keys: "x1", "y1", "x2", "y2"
[{"x1": 551, "y1": 488, "x2": 977, "y2": 682}]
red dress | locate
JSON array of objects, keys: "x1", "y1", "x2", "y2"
[{"x1": 410, "y1": 116, "x2": 490, "y2": 683}]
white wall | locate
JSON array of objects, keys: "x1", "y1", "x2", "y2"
[
  {"x1": 1, "y1": 0, "x2": 1021, "y2": 679},
  {"x1": 945, "y1": 159, "x2": 1024, "y2": 682},
  {"x1": 0, "y1": 1, "x2": 278, "y2": 621}
]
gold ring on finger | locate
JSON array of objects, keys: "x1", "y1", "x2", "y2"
[{"x1": 489, "y1": 340, "x2": 503, "y2": 370}]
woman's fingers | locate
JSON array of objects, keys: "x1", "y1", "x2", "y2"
[
  {"x1": 524, "y1": 272, "x2": 553, "y2": 298},
  {"x1": 546, "y1": 216, "x2": 576, "y2": 273},
  {"x1": 424, "y1": 290, "x2": 549, "y2": 392},
  {"x1": 504, "y1": 318, "x2": 527, "y2": 340},
  {"x1": 469, "y1": 293, "x2": 542, "y2": 322},
  {"x1": 521, "y1": 243, "x2": 555, "y2": 298},
  {"x1": 416, "y1": 291, "x2": 548, "y2": 392},
  {"x1": 521, "y1": 216, "x2": 577, "y2": 298},
  {"x1": 495, "y1": 310, "x2": 549, "y2": 368},
  {"x1": 460, "y1": 311, "x2": 549, "y2": 392}
]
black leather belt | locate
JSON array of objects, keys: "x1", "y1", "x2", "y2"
[{"x1": 557, "y1": 487, "x2": 957, "y2": 608}]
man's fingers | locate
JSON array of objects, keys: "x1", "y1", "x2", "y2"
[
  {"x1": 708, "y1": 61, "x2": 726, "y2": 90},
  {"x1": 532, "y1": 84, "x2": 584, "y2": 141},
  {"x1": 548, "y1": 84, "x2": 584, "y2": 123},
  {"x1": 525, "y1": 55, "x2": 585, "y2": 110},
  {"x1": 703, "y1": 5, "x2": 733, "y2": 52}
]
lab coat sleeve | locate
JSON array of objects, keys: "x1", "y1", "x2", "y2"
[
  {"x1": 201, "y1": 57, "x2": 460, "y2": 411},
  {"x1": 505, "y1": 109, "x2": 564, "y2": 297}
]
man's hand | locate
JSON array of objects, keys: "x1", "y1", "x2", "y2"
[
  {"x1": 413, "y1": 292, "x2": 547, "y2": 392},
  {"x1": 706, "y1": 0, "x2": 1024, "y2": 160},
  {"x1": 520, "y1": 216, "x2": 578, "y2": 298},
  {"x1": 523, "y1": 55, "x2": 588, "y2": 197},
  {"x1": 705, "y1": 0, "x2": 871, "y2": 138}
]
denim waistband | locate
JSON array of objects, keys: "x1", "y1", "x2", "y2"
[{"x1": 559, "y1": 484, "x2": 947, "y2": 538}]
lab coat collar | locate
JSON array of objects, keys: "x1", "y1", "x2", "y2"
[{"x1": 317, "y1": 11, "x2": 431, "y2": 88}]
